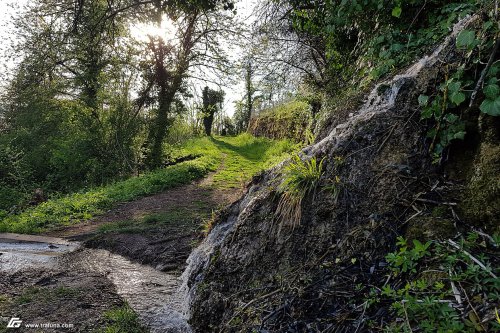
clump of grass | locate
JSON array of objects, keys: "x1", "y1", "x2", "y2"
[
  {"x1": 200, "y1": 210, "x2": 218, "y2": 237},
  {"x1": 98, "y1": 305, "x2": 146, "y2": 333},
  {"x1": 276, "y1": 154, "x2": 324, "y2": 231},
  {"x1": 16, "y1": 287, "x2": 40, "y2": 304},
  {"x1": 322, "y1": 156, "x2": 344, "y2": 203}
]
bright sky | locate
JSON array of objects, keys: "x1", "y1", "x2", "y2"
[
  {"x1": 0, "y1": 0, "x2": 25, "y2": 78},
  {"x1": 0, "y1": 0, "x2": 257, "y2": 116}
]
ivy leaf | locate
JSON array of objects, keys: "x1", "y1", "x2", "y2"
[
  {"x1": 483, "y1": 84, "x2": 499, "y2": 100},
  {"x1": 487, "y1": 77, "x2": 498, "y2": 85},
  {"x1": 453, "y1": 131, "x2": 466, "y2": 140},
  {"x1": 418, "y1": 94, "x2": 429, "y2": 106},
  {"x1": 421, "y1": 107, "x2": 433, "y2": 119},
  {"x1": 445, "y1": 114, "x2": 459, "y2": 123},
  {"x1": 447, "y1": 81, "x2": 460, "y2": 94},
  {"x1": 456, "y1": 30, "x2": 477, "y2": 50},
  {"x1": 450, "y1": 91, "x2": 466, "y2": 106},
  {"x1": 392, "y1": 6, "x2": 402, "y2": 18},
  {"x1": 480, "y1": 97, "x2": 500, "y2": 116},
  {"x1": 488, "y1": 62, "x2": 500, "y2": 76}
]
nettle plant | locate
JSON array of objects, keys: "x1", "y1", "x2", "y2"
[{"x1": 418, "y1": 8, "x2": 500, "y2": 162}]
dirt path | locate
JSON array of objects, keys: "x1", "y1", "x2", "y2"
[
  {"x1": 43, "y1": 157, "x2": 243, "y2": 272},
  {"x1": 46, "y1": 180, "x2": 240, "y2": 239}
]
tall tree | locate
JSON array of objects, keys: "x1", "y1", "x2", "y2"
[
  {"x1": 137, "y1": 3, "x2": 236, "y2": 169},
  {"x1": 201, "y1": 86, "x2": 224, "y2": 136},
  {"x1": 244, "y1": 58, "x2": 256, "y2": 121}
]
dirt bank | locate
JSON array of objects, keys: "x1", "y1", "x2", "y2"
[{"x1": 0, "y1": 269, "x2": 126, "y2": 333}]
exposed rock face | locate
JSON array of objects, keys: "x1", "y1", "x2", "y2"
[
  {"x1": 459, "y1": 115, "x2": 500, "y2": 233},
  {"x1": 184, "y1": 16, "x2": 495, "y2": 332}
]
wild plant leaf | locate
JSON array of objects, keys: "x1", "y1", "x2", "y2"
[
  {"x1": 392, "y1": 6, "x2": 402, "y2": 18},
  {"x1": 453, "y1": 131, "x2": 466, "y2": 140},
  {"x1": 483, "y1": 84, "x2": 499, "y2": 100},
  {"x1": 445, "y1": 113, "x2": 459, "y2": 123},
  {"x1": 480, "y1": 97, "x2": 500, "y2": 116},
  {"x1": 418, "y1": 94, "x2": 429, "y2": 106},
  {"x1": 488, "y1": 62, "x2": 500, "y2": 76},
  {"x1": 447, "y1": 81, "x2": 460, "y2": 93},
  {"x1": 456, "y1": 30, "x2": 477, "y2": 50},
  {"x1": 450, "y1": 91, "x2": 466, "y2": 105}
]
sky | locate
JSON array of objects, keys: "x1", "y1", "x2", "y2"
[
  {"x1": 0, "y1": 0, "x2": 25, "y2": 78},
  {"x1": 0, "y1": 0, "x2": 258, "y2": 116}
]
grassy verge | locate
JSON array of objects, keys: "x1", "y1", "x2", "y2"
[
  {"x1": 0, "y1": 134, "x2": 297, "y2": 233},
  {"x1": 207, "y1": 134, "x2": 298, "y2": 189},
  {"x1": 96, "y1": 208, "x2": 202, "y2": 235}
]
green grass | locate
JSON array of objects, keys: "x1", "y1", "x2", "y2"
[
  {"x1": 15, "y1": 286, "x2": 80, "y2": 305},
  {"x1": 208, "y1": 134, "x2": 299, "y2": 189},
  {"x1": 97, "y1": 305, "x2": 147, "y2": 333},
  {"x1": 97, "y1": 208, "x2": 201, "y2": 234},
  {"x1": 276, "y1": 155, "x2": 324, "y2": 229},
  {"x1": 0, "y1": 134, "x2": 297, "y2": 233}
]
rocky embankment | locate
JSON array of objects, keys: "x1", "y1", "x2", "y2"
[{"x1": 185, "y1": 15, "x2": 499, "y2": 332}]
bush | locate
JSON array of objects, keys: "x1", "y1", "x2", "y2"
[{"x1": 248, "y1": 100, "x2": 312, "y2": 142}]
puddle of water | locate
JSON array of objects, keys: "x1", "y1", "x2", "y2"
[
  {"x1": 0, "y1": 234, "x2": 79, "y2": 273},
  {"x1": 60, "y1": 249, "x2": 192, "y2": 333},
  {"x1": 0, "y1": 233, "x2": 192, "y2": 332}
]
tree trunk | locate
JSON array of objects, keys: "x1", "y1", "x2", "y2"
[
  {"x1": 145, "y1": 84, "x2": 175, "y2": 169},
  {"x1": 203, "y1": 111, "x2": 214, "y2": 136}
]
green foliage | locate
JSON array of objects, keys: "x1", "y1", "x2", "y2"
[
  {"x1": 248, "y1": 100, "x2": 312, "y2": 143},
  {"x1": 417, "y1": 8, "x2": 500, "y2": 161},
  {"x1": 386, "y1": 237, "x2": 432, "y2": 274},
  {"x1": 0, "y1": 82, "x2": 145, "y2": 208},
  {"x1": 289, "y1": 0, "x2": 480, "y2": 89},
  {"x1": 0, "y1": 142, "x2": 219, "y2": 233},
  {"x1": 201, "y1": 86, "x2": 225, "y2": 136},
  {"x1": 480, "y1": 82, "x2": 500, "y2": 116},
  {"x1": 98, "y1": 306, "x2": 147, "y2": 333},
  {"x1": 276, "y1": 154, "x2": 324, "y2": 229},
  {"x1": 372, "y1": 234, "x2": 500, "y2": 332}
]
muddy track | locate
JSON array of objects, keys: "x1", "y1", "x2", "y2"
[
  {"x1": 0, "y1": 163, "x2": 244, "y2": 332},
  {"x1": 46, "y1": 161, "x2": 242, "y2": 271}
]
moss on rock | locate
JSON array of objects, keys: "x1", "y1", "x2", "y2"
[
  {"x1": 460, "y1": 141, "x2": 500, "y2": 233},
  {"x1": 405, "y1": 216, "x2": 456, "y2": 241}
]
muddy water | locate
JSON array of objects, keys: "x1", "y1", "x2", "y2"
[
  {"x1": 0, "y1": 233, "x2": 79, "y2": 272},
  {"x1": 0, "y1": 234, "x2": 191, "y2": 333},
  {"x1": 61, "y1": 249, "x2": 191, "y2": 333}
]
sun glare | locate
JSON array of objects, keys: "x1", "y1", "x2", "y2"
[{"x1": 130, "y1": 15, "x2": 176, "y2": 42}]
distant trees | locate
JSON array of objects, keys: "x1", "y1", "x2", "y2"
[
  {"x1": 233, "y1": 100, "x2": 248, "y2": 133},
  {"x1": 135, "y1": 3, "x2": 236, "y2": 168}
]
